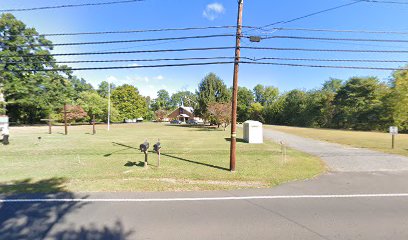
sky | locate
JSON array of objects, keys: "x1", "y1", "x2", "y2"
[{"x1": 2, "y1": 0, "x2": 408, "y2": 98}]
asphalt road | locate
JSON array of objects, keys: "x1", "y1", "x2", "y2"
[
  {"x1": 2, "y1": 130, "x2": 408, "y2": 239},
  {"x1": 1, "y1": 171, "x2": 408, "y2": 240}
]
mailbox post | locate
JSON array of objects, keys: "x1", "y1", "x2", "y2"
[
  {"x1": 140, "y1": 141, "x2": 150, "y2": 168},
  {"x1": 390, "y1": 126, "x2": 398, "y2": 149},
  {"x1": 153, "y1": 140, "x2": 161, "y2": 167}
]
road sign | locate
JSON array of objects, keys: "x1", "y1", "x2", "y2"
[{"x1": 390, "y1": 126, "x2": 398, "y2": 135}]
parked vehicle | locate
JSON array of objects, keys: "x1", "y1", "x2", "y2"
[{"x1": 170, "y1": 119, "x2": 182, "y2": 124}]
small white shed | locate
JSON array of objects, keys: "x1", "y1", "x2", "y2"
[{"x1": 243, "y1": 120, "x2": 263, "y2": 144}]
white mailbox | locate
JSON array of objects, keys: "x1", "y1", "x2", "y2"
[{"x1": 243, "y1": 120, "x2": 263, "y2": 144}]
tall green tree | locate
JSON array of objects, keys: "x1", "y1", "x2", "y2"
[
  {"x1": 388, "y1": 68, "x2": 408, "y2": 131},
  {"x1": 253, "y1": 84, "x2": 279, "y2": 106},
  {"x1": 196, "y1": 73, "x2": 230, "y2": 117},
  {"x1": 111, "y1": 84, "x2": 147, "y2": 120},
  {"x1": 97, "y1": 81, "x2": 116, "y2": 98},
  {"x1": 0, "y1": 13, "x2": 73, "y2": 123},
  {"x1": 151, "y1": 89, "x2": 171, "y2": 111},
  {"x1": 333, "y1": 77, "x2": 389, "y2": 130},
  {"x1": 237, "y1": 86, "x2": 254, "y2": 122},
  {"x1": 76, "y1": 91, "x2": 120, "y2": 122}
]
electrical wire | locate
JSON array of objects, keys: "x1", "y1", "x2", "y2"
[
  {"x1": 241, "y1": 61, "x2": 405, "y2": 71},
  {"x1": 359, "y1": 0, "x2": 408, "y2": 5},
  {"x1": 243, "y1": 57, "x2": 408, "y2": 63},
  {"x1": 22, "y1": 34, "x2": 236, "y2": 47},
  {"x1": 5, "y1": 56, "x2": 235, "y2": 64},
  {"x1": 0, "y1": 47, "x2": 236, "y2": 59},
  {"x1": 241, "y1": 46, "x2": 408, "y2": 53},
  {"x1": 261, "y1": 35, "x2": 408, "y2": 43},
  {"x1": 7, "y1": 61, "x2": 235, "y2": 72},
  {"x1": 0, "y1": 0, "x2": 144, "y2": 12},
  {"x1": 268, "y1": 27, "x2": 408, "y2": 35}
]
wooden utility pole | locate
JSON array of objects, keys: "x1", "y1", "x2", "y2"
[
  {"x1": 64, "y1": 103, "x2": 68, "y2": 135},
  {"x1": 229, "y1": 0, "x2": 244, "y2": 172}
]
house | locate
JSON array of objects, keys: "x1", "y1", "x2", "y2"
[{"x1": 168, "y1": 106, "x2": 196, "y2": 122}]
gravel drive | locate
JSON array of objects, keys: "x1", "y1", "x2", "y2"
[{"x1": 264, "y1": 128, "x2": 408, "y2": 172}]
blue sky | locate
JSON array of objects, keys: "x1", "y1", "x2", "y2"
[{"x1": 2, "y1": 0, "x2": 408, "y2": 97}]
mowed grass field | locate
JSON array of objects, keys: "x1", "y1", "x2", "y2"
[
  {"x1": 266, "y1": 125, "x2": 408, "y2": 157},
  {"x1": 0, "y1": 123, "x2": 325, "y2": 193}
]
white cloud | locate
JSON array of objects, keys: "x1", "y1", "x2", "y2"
[
  {"x1": 155, "y1": 75, "x2": 164, "y2": 80},
  {"x1": 203, "y1": 2, "x2": 225, "y2": 21}
]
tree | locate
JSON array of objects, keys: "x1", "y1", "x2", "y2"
[
  {"x1": 196, "y1": 73, "x2": 230, "y2": 118},
  {"x1": 248, "y1": 102, "x2": 264, "y2": 123},
  {"x1": 97, "y1": 81, "x2": 116, "y2": 98},
  {"x1": 111, "y1": 84, "x2": 147, "y2": 120},
  {"x1": 0, "y1": 13, "x2": 74, "y2": 123},
  {"x1": 253, "y1": 84, "x2": 279, "y2": 106},
  {"x1": 237, "y1": 87, "x2": 254, "y2": 122},
  {"x1": 322, "y1": 78, "x2": 343, "y2": 93},
  {"x1": 70, "y1": 76, "x2": 94, "y2": 99},
  {"x1": 388, "y1": 68, "x2": 408, "y2": 131},
  {"x1": 64, "y1": 105, "x2": 88, "y2": 123},
  {"x1": 333, "y1": 77, "x2": 389, "y2": 130},
  {"x1": 151, "y1": 89, "x2": 171, "y2": 111},
  {"x1": 76, "y1": 91, "x2": 120, "y2": 122},
  {"x1": 207, "y1": 102, "x2": 231, "y2": 130},
  {"x1": 170, "y1": 91, "x2": 197, "y2": 109}
]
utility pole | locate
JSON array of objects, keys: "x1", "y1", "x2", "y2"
[
  {"x1": 108, "y1": 81, "x2": 111, "y2": 131},
  {"x1": 230, "y1": 0, "x2": 244, "y2": 172}
]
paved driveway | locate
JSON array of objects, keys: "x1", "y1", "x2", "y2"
[{"x1": 264, "y1": 128, "x2": 408, "y2": 172}]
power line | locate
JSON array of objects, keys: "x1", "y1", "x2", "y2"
[
  {"x1": 269, "y1": 27, "x2": 408, "y2": 35},
  {"x1": 359, "y1": 0, "x2": 408, "y2": 5},
  {"x1": 22, "y1": 34, "x2": 236, "y2": 47},
  {"x1": 262, "y1": 35, "x2": 408, "y2": 43},
  {"x1": 7, "y1": 61, "x2": 235, "y2": 72},
  {"x1": 12, "y1": 26, "x2": 239, "y2": 37},
  {"x1": 242, "y1": 61, "x2": 405, "y2": 71},
  {"x1": 0, "y1": 47, "x2": 236, "y2": 59},
  {"x1": 241, "y1": 46, "x2": 408, "y2": 53},
  {"x1": 0, "y1": 0, "x2": 144, "y2": 12},
  {"x1": 244, "y1": 57, "x2": 408, "y2": 63},
  {"x1": 5, "y1": 57, "x2": 235, "y2": 64},
  {"x1": 247, "y1": 0, "x2": 364, "y2": 33}
]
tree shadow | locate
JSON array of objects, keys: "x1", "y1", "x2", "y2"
[
  {"x1": 0, "y1": 178, "x2": 134, "y2": 239},
  {"x1": 104, "y1": 142, "x2": 139, "y2": 157},
  {"x1": 52, "y1": 220, "x2": 133, "y2": 240},
  {"x1": 0, "y1": 178, "x2": 88, "y2": 240},
  {"x1": 160, "y1": 152, "x2": 229, "y2": 171},
  {"x1": 165, "y1": 124, "x2": 221, "y2": 131},
  {"x1": 224, "y1": 137, "x2": 246, "y2": 143}
]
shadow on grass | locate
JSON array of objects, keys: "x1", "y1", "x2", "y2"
[
  {"x1": 160, "y1": 152, "x2": 229, "y2": 171},
  {"x1": 108, "y1": 142, "x2": 229, "y2": 171},
  {"x1": 224, "y1": 137, "x2": 246, "y2": 143},
  {"x1": 104, "y1": 142, "x2": 139, "y2": 157},
  {"x1": 0, "y1": 178, "x2": 133, "y2": 240},
  {"x1": 165, "y1": 124, "x2": 222, "y2": 131}
]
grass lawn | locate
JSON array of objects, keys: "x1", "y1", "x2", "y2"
[
  {"x1": 0, "y1": 123, "x2": 325, "y2": 193},
  {"x1": 266, "y1": 125, "x2": 408, "y2": 157}
]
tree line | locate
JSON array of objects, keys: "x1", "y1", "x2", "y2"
[{"x1": 1, "y1": 13, "x2": 408, "y2": 132}]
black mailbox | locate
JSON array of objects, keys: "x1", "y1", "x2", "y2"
[
  {"x1": 140, "y1": 141, "x2": 149, "y2": 152},
  {"x1": 153, "y1": 142, "x2": 161, "y2": 152}
]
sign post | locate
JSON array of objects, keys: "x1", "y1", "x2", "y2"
[{"x1": 389, "y1": 126, "x2": 398, "y2": 149}]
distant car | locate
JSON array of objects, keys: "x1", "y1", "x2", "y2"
[
  {"x1": 170, "y1": 119, "x2": 182, "y2": 124},
  {"x1": 187, "y1": 119, "x2": 198, "y2": 125}
]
